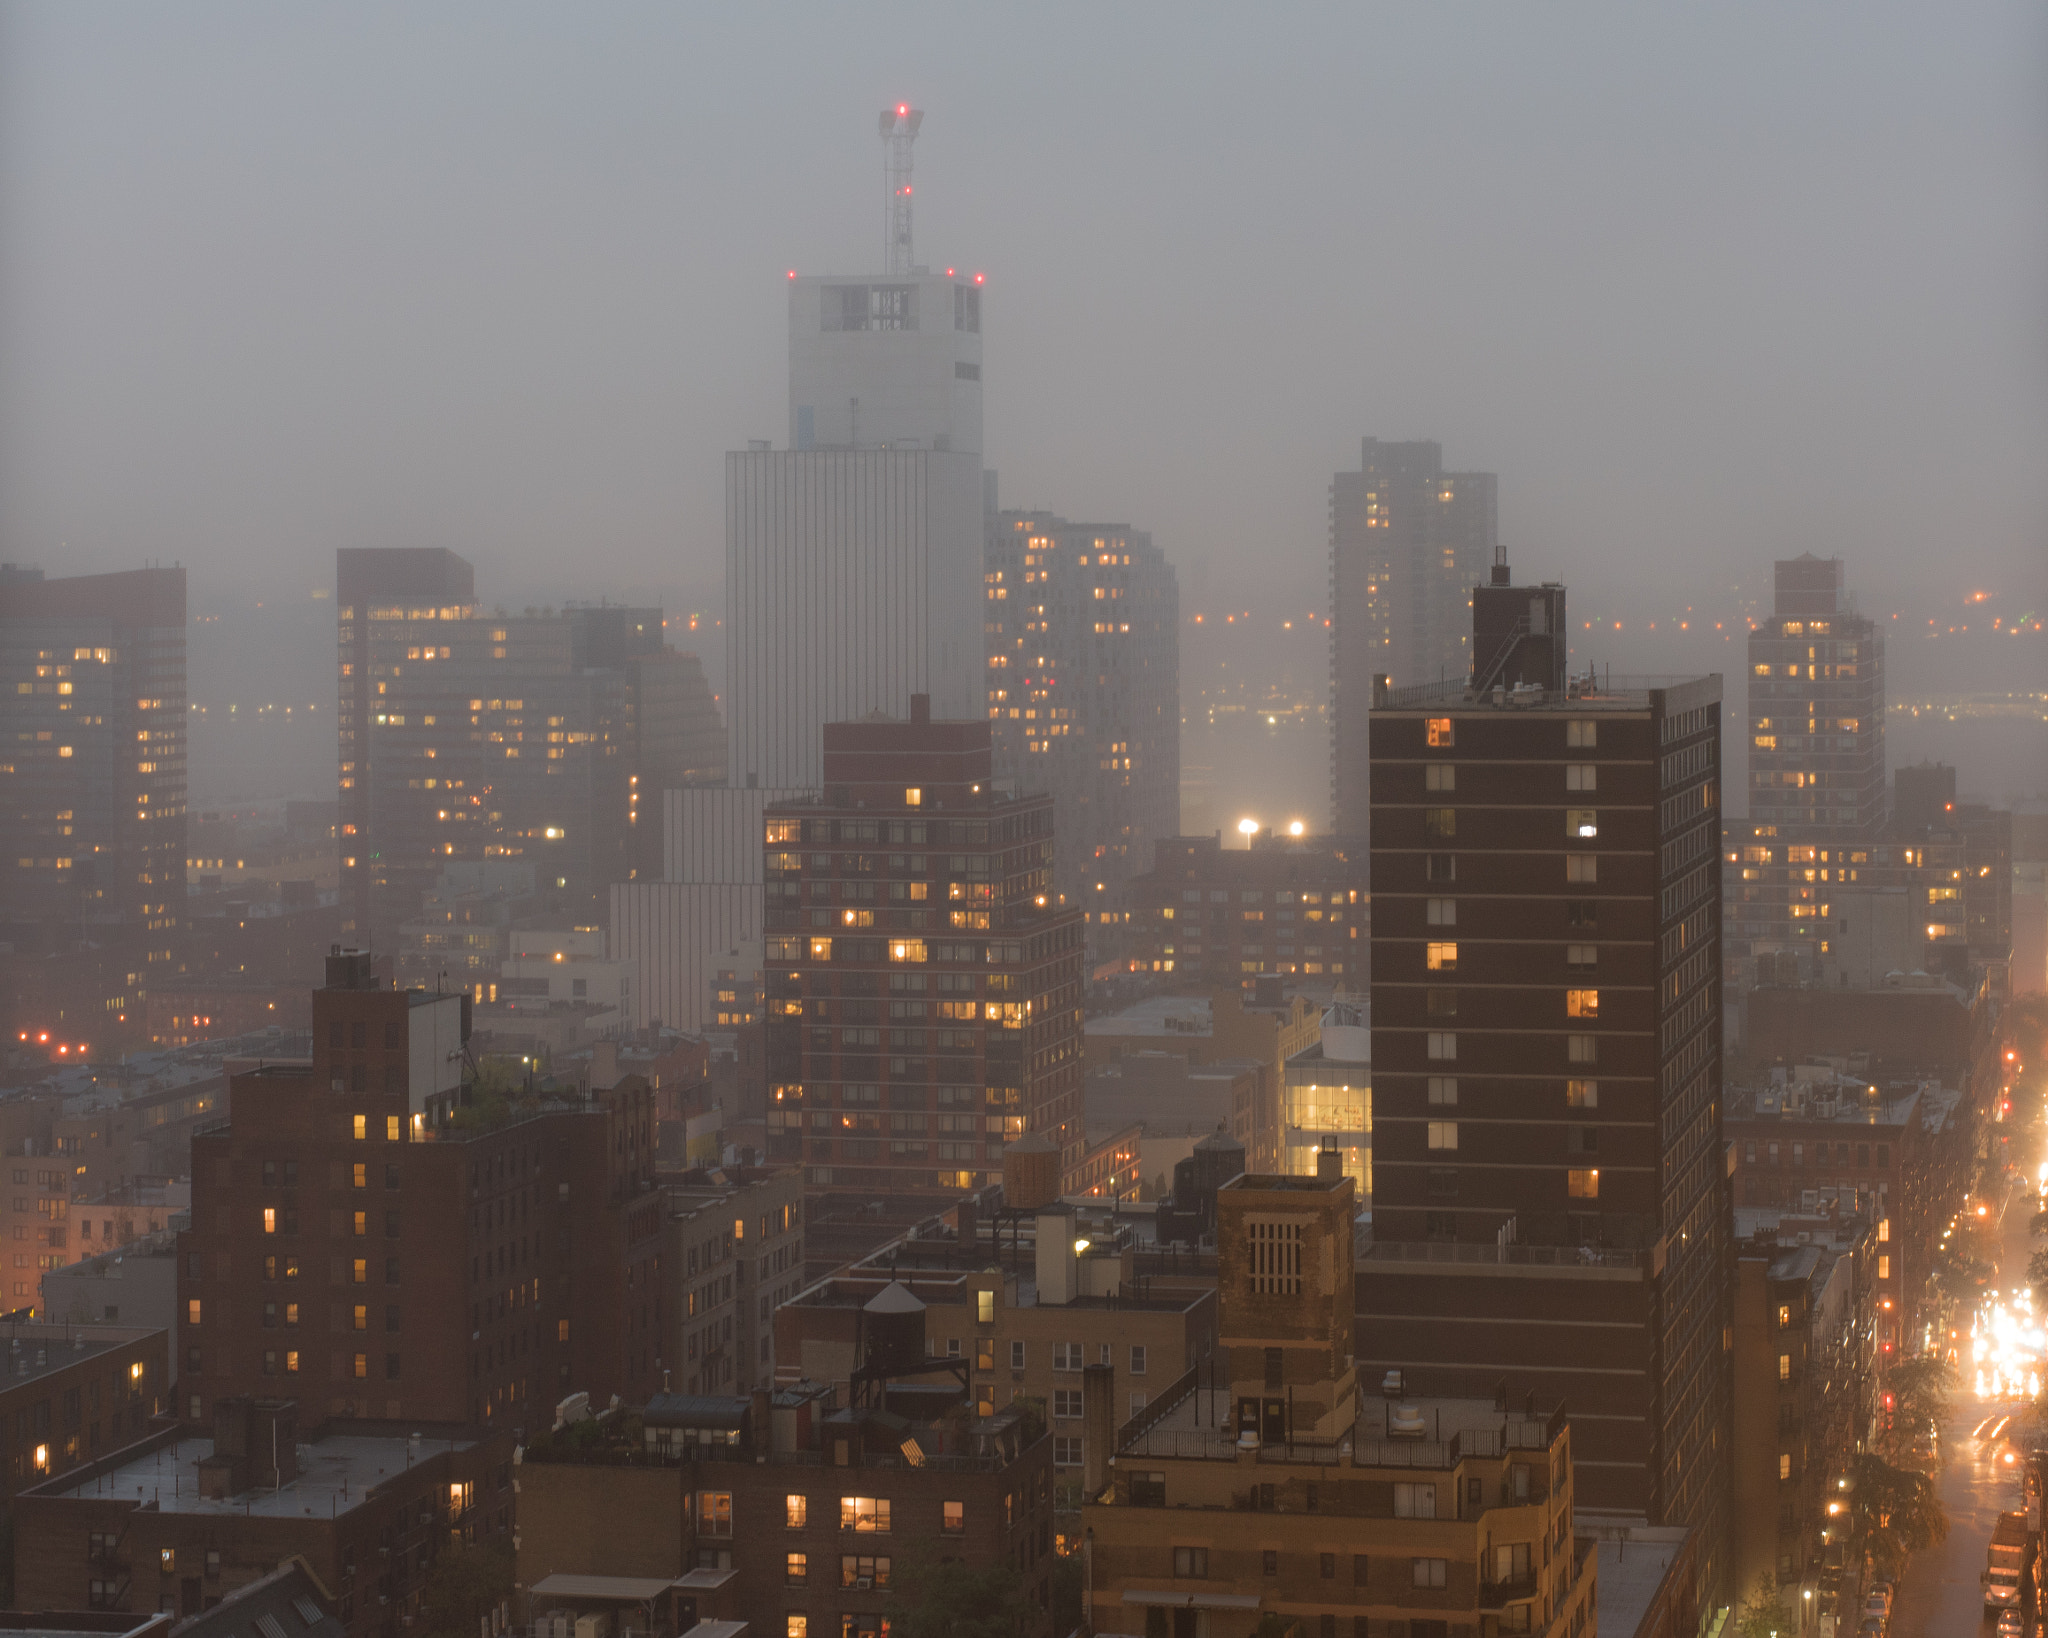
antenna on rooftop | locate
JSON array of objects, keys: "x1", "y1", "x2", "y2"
[{"x1": 879, "y1": 105, "x2": 925, "y2": 275}]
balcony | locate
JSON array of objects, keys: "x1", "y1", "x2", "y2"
[{"x1": 1478, "y1": 1570, "x2": 1540, "y2": 1609}]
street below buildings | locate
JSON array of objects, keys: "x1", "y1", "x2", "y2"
[{"x1": 1891, "y1": 1181, "x2": 2036, "y2": 1637}]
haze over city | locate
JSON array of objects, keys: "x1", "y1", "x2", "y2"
[
  {"x1": 0, "y1": 9, "x2": 2045, "y2": 1638},
  {"x1": 2, "y1": 4, "x2": 2043, "y2": 818}
]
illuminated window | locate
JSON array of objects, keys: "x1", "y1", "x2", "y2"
[
  {"x1": 1565, "y1": 720, "x2": 1597, "y2": 748},
  {"x1": 1777, "y1": 1305, "x2": 1791, "y2": 1328},
  {"x1": 1877, "y1": 1256, "x2": 1890, "y2": 1281},
  {"x1": 386, "y1": 1116, "x2": 401, "y2": 1142},
  {"x1": 786, "y1": 1494, "x2": 808, "y2": 1529},
  {"x1": 1567, "y1": 1169, "x2": 1599, "y2": 1200},
  {"x1": 943, "y1": 1501, "x2": 965, "y2": 1534},
  {"x1": 904, "y1": 788, "x2": 922, "y2": 807},
  {"x1": 1779, "y1": 1454, "x2": 1791, "y2": 1481},
  {"x1": 840, "y1": 1496, "x2": 891, "y2": 1533},
  {"x1": 351, "y1": 1115, "x2": 367, "y2": 1141},
  {"x1": 1426, "y1": 942, "x2": 1457, "y2": 971},
  {"x1": 1425, "y1": 719, "x2": 1454, "y2": 748},
  {"x1": 1424, "y1": 808, "x2": 1456, "y2": 839},
  {"x1": 1566, "y1": 989, "x2": 1599, "y2": 1019},
  {"x1": 262, "y1": 1208, "x2": 276, "y2": 1235},
  {"x1": 1566, "y1": 809, "x2": 1598, "y2": 838},
  {"x1": 1566, "y1": 1079, "x2": 1597, "y2": 1109},
  {"x1": 696, "y1": 1492, "x2": 733, "y2": 1538},
  {"x1": 977, "y1": 1289, "x2": 996, "y2": 1324},
  {"x1": 1426, "y1": 1122, "x2": 1458, "y2": 1151},
  {"x1": 1777, "y1": 1354, "x2": 1790, "y2": 1381}
]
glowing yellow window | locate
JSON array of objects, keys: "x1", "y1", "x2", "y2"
[
  {"x1": 1426, "y1": 942, "x2": 1457, "y2": 972},
  {"x1": 1567, "y1": 1169, "x2": 1599, "y2": 1199},
  {"x1": 1425, "y1": 718, "x2": 1454, "y2": 747},
  {"x1": 1566, "y1": 989, "x2": 1599, "y2": 1019}
]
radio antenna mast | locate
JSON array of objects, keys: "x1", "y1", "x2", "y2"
[{"x1": 878, "y1": 104, "x2": 925, "y2": 275}]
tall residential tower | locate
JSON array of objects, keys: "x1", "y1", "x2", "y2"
[{"x1": 1359, "y1": 555, "x2": 1728, "y2": 1619}]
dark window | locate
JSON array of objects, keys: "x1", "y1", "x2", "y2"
[
  {"x1": 385, "y1": 1258, "x2": 401, "y2": 1285},
  {"x1": 385, "y1": 1306, "x2": 401, "y2": 1334},
  {"x1": 1427, "y1": 989, "x2": 1457, "y2": 1018},
  {"x1": 350, "y1": 1022, "x2": 367, "y2": 1049},
  {"x1": 1424, "y1": 1210, "x2": 1456, "y2": 1238},
  {"x1": 385, "y1": 1354, "x2": 401, "y2": 1381},
  {"x1": 1321, "y1": 1553, "x2": 1336, "y2": 1579},
  {"x1": 1262, "y1": 1550, "x2": 1277, "y2": 1575},
  {"x1": 1424, "y1": 809, "x2": 1456, "y2": 839},
  {"x1": 1263, "y1": 1348, "x2": 1283, "y2": 1389},
  {"x1": 1353, "y1": 1554, "x2": 1369, "y2": 1586},
  {"x1": 1426, "y1": 1169, "x2": 1459, "y2": 1200},
  {"x1": 385, "y1": 1212, "x2": 401, "y2": 1239},
  {"x1": 384, "y1": 1021, "x2": 402, "y2": 1048},
  {"x1": 1568, "y1": 900, "x2": 1597, "y2": 928},
  {"x1": 1425, "y1": 854, "x2": 1456, "y2": 883},
  {"x1": 385, "y1": 1164, "x2": 401, "y2": 1190}
]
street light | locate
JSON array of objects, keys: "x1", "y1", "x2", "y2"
[{"x1": 1238, "y1": 818, "x2": 1259, "y2": 849}]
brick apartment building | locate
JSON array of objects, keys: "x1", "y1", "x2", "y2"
[
  {"x1": 763, "y1": 698, "x2": 1086, "y2": 1194},
  {"x1": 0, "y1": 1321, "x2": 166, "y2": 1509},
  {"x1": 662, "y1": 1164, "x2": 804, "y2": 1397},
  {"x1": 1729, "y1": 1205, "x2": 1877, "y2": 1606},
  {"x1": 178, "y1": 950, "x2": 666, "y2": 1435},
  {"x1": 1724, "y1": 1069, "x2": 1965, "y2": 1358},
  {"x1": 515, "y1": 1369, "x2": 1055, "y2": 1634},
  {"x1": 1085, "y1": 1168, "x2": 1596, "y2": 1638},
  {"x1": 13, "y1": 1397, "x2": 511, "y2": 1634}
]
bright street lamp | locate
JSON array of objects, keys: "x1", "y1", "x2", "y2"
[{"x1": 1238, "y1": 818, "x2": 1259, "y2": 849}]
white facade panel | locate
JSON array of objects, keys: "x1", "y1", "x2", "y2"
[
  {"x1": 662, "y1": 787, "x2": 811, "y2": 885},
  {"x1": 725, "y1": 447, "x2": 984, "y2": 791},
  {"x1": 609, "y1": 880, "x2": 763, "y2": 1035}
]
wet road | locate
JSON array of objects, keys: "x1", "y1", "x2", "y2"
[
  {"x1": 1890, "y1": 1191, "x2": 2034, "y2": 1638},
  {"x1": 1887, "y1": 1394, "x2": 2027, "y2": 1636}
]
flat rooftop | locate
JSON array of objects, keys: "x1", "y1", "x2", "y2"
[
  {"x1": 1085, "y1": 997, "x2": 1212, "y2": 1040},
  {"x1": 42, "y1": 1431, "x2": 474, "y2": 1518},
  {"x1": 1375, "y1": 674, "x2": 1719, "y2": 713},
  {"x1": 0, "y1": 1325, "x2": 158, "y2": 1389},
  {"x1": 1588, "y1": 1524, "x2": 1690, "y2": 1638},
  {"x1": 1119, "y1": 1386, "x2": 1555, "y2": 1468}
]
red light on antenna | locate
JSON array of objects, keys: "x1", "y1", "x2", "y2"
[
  {"x1": 787, "y1": 270, "x2": 796, "y2": 279},
  {"x1": 974, "y1": 273, "x2": 984, "y2": 285},
  {"x1": 897, "y1": 104, "x2": 907, "y2": 116},
  {"x1": 946, "y1": 268, "x2": 955, "y2": 277}
]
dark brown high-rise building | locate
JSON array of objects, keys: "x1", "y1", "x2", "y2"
[
  {"x1": 763, "y1": 698, "x2": 1085, "y2": 1194},
  {"x1": 179, "y1": 950, "x2": 666, "y2": 1434},
  {"x1": 1359, "y1": 556, "x2": 1728, "y2": 1617},
  {"x1": 0, "y1": 564, "x2": 187, "y2": 1046}
]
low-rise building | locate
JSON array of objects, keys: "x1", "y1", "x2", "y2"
[
  {"x1": 0, "y1": 1320, "x2": 167, "y2": 1514},
  {"x1": 661, "y1": 1165, "x2": 804, "y2": 1397},
  {"x1": 514, "y1": 1345, "x2": 1055, "y2": 1634},
  {"x1": 40, "y1": 1229, "x2": 179, "y2": 1335},
  {"x1": 12, "y1": 1398, "x2": 510, "y2": 1633},
  {"x1": 1084, "y1": 1170, "x2": 1595, "y2": 1637},
  {"x1": 1730, "y1": 1205, "x2": 1876, "y2": 1608}
]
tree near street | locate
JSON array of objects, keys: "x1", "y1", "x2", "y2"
[
  {"x1": 1847, "y1": 1449, "x2": 1948, "y2": 1578},
  {"x1": 1736, "y1": 1571, "x2": 1788, "y2": 1638}
]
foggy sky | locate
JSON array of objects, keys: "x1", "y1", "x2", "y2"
[{"x1": 1, "y1": 3, "x2": 2043, "y2": 626}]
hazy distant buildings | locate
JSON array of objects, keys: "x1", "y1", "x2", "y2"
[
  {"x1": 1358, "y1": 553, "x2": 1728, "y2": 1614},
  {"x1": 984, "y1": 507, "x2": 1180, "y2": 923},
  {"x1": 1121, "y1": 831, "x2": 1367, "y2": 987},
  {"x1": 1746, "y1": 554, "x2": 1886, "y2": 836},
  {"x1": 336, "y1": 550, "x2": 718, "y2": 954},
  {"x1": 336, "y1": 548, "x2": 475, "y2": 944},
  {"x1": 0, "y1": 564, "x2": 187, "y2": 1044},
  {"x1": 1329, "y1": 439, "x2": 1497, "y2": 835}
]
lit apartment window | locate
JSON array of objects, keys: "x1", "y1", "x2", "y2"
[
  {"x1": 786, "y1": 1494, "x2": 808, "y2": 1529},
  {"x1": 1567, "y1": 1079, "x2": 1597, "y2": 1109},
  {"x1": 1567, "y1": 1169, "x2": 1599, "y2": 1200},
  {"x1": 1566, "y1": 809, "x2": 1598, "y2": 839},
  {"x1": 1426, "y1": 1122, "x2": 1458, "y2": 1151},
  {"x1": 1566, "y1": 989, "x2": 1599, "y2": 1019},
  {"x1": 904, "y1": 788, "x2": 922, "y2": 806},
  {"x1": 1425, "y1": 719, "x2": 1454, "y2": 748},
  {"x1": 1425, "y1": 809, "x2": 1456, "y2": 839},
  {"x1": 1426, "y1": 942, "x2": 1457, "y2": 971}
]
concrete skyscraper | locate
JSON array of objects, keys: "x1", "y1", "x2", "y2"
[
  {"x1": 1329, "y1": 439, "x2": 1497, "y2": 835},
  {"x1": 1358, "y1": 554, "x2": 1729, "y2": 1620},
  {"x1": 984, "y1": 507, "x2": 1180, "y2": 925}
]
